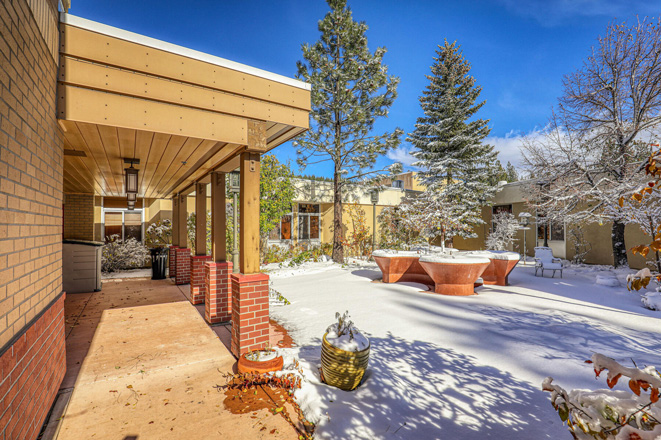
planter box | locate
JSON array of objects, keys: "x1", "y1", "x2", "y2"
[{"x1": 418, "y1": 255, "x2": 491, "y2": 296}]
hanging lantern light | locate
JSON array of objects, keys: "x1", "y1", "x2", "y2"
[
  {"x1": 127, "y1": 192, "x2": 137, "y2": 202},
  {"x1": 125, "y1": 160, "x2": 139, "y2": 194}
]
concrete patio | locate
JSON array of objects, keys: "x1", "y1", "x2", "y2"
[{"x1": 50, "y1": 278, "x2": 297, "y2": 439}]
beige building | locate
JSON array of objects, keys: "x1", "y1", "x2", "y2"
[
  {"x1": 267, "y1": 178, "x2": 411, "y2": 247},
  {"x1": 454, "y1": 180, "x2": 654, "y2": 270}
]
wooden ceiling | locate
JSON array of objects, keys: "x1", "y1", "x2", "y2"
[
  {"x1": 61, "y1": 121, "x2": 302, "y2": 198},
  {"x1": 58, "y1": 15, "x2": 309, "y2": 198}
]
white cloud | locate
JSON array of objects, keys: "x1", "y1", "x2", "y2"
[
  {"x1": 387, "y1": 146, "x2": 419, "y2": 169},
  {"x1": 486, "y1": 128, "x2": 550, "y2": 170}
]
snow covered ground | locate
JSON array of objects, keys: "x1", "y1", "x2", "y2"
[{"x1": 269, "y1": 260, "x2": 661, "y2": 439}]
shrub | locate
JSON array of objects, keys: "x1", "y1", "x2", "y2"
[
  {"x1": 145, "y1": 219, "x2": 172, "y2": 248},
  {"x1": 101, "y1": 235, "x2": 149, "y2": 272},
  {"x1": 486, "y1": 212, "x2": 519, "y2": 251},
  {"x1": 342, "y1": 203, "x2": 373, "y2": 258}
]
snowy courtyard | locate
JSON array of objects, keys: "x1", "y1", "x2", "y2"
[{"x1": 267, "y1": 261, "x2": 661, "y2": 439}]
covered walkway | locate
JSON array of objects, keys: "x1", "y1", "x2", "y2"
[{"x1": 52, "y1": 279, "x2": 298, "y2": 439}]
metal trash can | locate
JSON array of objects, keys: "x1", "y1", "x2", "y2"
[{"x1": 150, "y1": 247, "x2": 168, "y2": 280}]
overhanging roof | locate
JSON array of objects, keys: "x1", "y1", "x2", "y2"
[{"x1": 58, "y1": 14, "x2": 310, "y2": 198}]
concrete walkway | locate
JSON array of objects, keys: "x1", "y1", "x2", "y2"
[{"x1": 56, "y1": 278, "x2": 296, "y2": 439}]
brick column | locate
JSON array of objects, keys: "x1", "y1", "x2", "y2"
[
  {"x1": 204, "y1": 261, "x2": 233, "y2": 324},
  {"x1": 230, "y1": 273, "x2": 270, "y2": 357},
  {"x1": 174, "y1": 248, "x2": 191, "y2": 285},
  {"x1": 190, "y1": 255, "x2": 212, "y2": 304},
  {"x1": 169, "y1": 245, "x2": 179, "y2": 278}
]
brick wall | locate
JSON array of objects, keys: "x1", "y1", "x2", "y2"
[
  {"x1": 63, "y1": 193, "x2": 94, "y2": 241},
  {"x1": 0, "y1": 0, "x2": 66, "y2": 438},
  {"x1": 0, "y1": 293, "x2": 65, "y2": 440},
  {"x1": 190, "y1": 255, "x2": 211, "y2": 305},
  {"x1": 174, "y1": 247, "x2": 190, "y2": 285},
  {"x1": 0, "y1": 0, "x2": 63, "y2": 350},
  {"x1": 204, "y1": 261, "x2": 232, "y2": 324},
  {"x1": 230, "y1": 273, "x2": 270, "y2": 357}
]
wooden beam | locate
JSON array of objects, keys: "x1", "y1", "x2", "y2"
[
  {"x1": 172, "y1": 195, "x2": 179, "y2": 246},
  {"x1": 195, "y1": 182, "x2": 207, "y2": 256},
  {"x1": 210, "y1": 172, "x2": 227, "y2": 262},
  {"x1": 178, "y1": 193, "x2": 188, "y2": 249},
  {"x1": 239, "y1": 152, "x2": 260, "y2": 274}
]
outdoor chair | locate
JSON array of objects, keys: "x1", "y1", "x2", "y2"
[{"x1": 534, "y1": 246, "x2": 563, "y2": 278}]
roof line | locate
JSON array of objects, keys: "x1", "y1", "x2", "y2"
[{"x1": 60, "y1": 13, "x2": 311, "y2": 91}]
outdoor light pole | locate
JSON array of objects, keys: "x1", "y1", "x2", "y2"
[
  {"x1": 536, "y1": 181, "x2": 549, "y2": 247},
  {"x1": 370, "y1": 189, "x2": 379, "y2": 253},
  {"x1": 518, "y1": 212, "x2": 532, "y2": 265},
  {"x1": 229, "y1": 171, "x2": 240, "y2": 273}
]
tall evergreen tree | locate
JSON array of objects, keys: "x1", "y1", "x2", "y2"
[
  {"x1": 408, "y1": 40, "x2": 498, "y2": 246},
  {"x1": 505, "y1": 161, "x2": 519, "y2": 182},
  {"x1": 295, "y1": 0, "x2": 402, "y2": 263}
]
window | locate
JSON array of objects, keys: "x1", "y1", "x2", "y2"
[
  {"x1": 298, "y1": 203, "x2": 320, "y2": 240},
  {"x1": 103, "y1": 209, "x2": 143, "y2": 242},
  {"x1": 536, "y1": 214, "x2": 564, "y2": 241},
  {"x1": 269, "y1": 214, "x2": 292, "y2": 241}
]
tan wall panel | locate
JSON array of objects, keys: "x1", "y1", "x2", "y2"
[
  {"x1": 60, "y1": 57, "x2": 309, "y2": 128},
  {"x1": 60, "y1": 24, "x2": 311, "y2": 111},
  {"x1": 58, "y1": 85, "x2": 248, "y2": 145}
]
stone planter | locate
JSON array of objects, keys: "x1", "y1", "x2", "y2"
[
  {"x1": 237, "y1": 349, "x2": 284, "y2": 374},
  {"x1": 418, "y1": 255, "x2": 491, "y2": 296},
  {"x1": 372, "y1": 250, "x2": 434, "y2": 285},
  {"x1": 321, "y1": 333, "x2": 370, "y2": 391},
  {"x1": 465, "y1": 251, "x2": 520, "y2": 286}
]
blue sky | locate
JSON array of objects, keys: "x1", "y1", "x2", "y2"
[{"x1": 71, "y1": 0, "x2": 656, "y2": 177}]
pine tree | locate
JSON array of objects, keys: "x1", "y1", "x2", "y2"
[
  {"x1": 295, "y1": 0, "x2": 402, "y2": 263},
  {"x1": 505, "y1": 161, "x2": 518, "y2": 183},
  {"x1": 408, "y1": 40, "x2": 498, "y2": 247}
]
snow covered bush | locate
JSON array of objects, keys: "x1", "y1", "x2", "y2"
[
  {"x1": 486, "y1": 212, "x2": 519, "y2": 251},
  {"x1": 144, "y1": 219, "x2": 171, "y2": 248},
  {"x1": 101, "y1": 235, "x2": 149, "y2": 273},
  {"x1": 542, "y1": 353, "x2": 661, "y2": 439}
]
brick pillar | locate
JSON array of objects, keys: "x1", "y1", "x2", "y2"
[
  {"x1": 204, "y1": 261, "x2": 233, "y2": 324},
  {"x1": 169, "y1": 245, "x2": 179, "y2": 278},
  {"x1": 190, "y1": 255, "x2": 212, "y2": 304},
  {"x1": 230, "y1": 273, "x2": 270, "y2": 357},
  {"x1": 174, "y1": 248, "x2": 191, "y2": 285}
]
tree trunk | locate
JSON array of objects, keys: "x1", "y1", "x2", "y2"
[
  {"x1": 331, "y1": 169, "x2": 344, "y2": 263},
  {"x1": 611, "y1": 220, "x2": 628, "y2": 268}
]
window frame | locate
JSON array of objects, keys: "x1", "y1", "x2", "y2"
[{"x1": 101, "y1": 208, "x2": 145, "y2": 242}]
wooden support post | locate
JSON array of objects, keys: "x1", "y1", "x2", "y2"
[
  {"x1": 195, "y1": 182, "x2": 207, "y2": 255},
  {"x1": 172, "y1": 195, "x2": 179, "y2": 246},
  {"x1": 178, "y1": 193, "x2": 188, "y2": 249},
  {"x1": 211, "y1": 172, "x2": 227, "y2": 262},
  {"x1": 239, "y1": 152, "x2": 260, "y2": 274}
]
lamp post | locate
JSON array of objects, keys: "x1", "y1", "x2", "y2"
[
  {"x1": 229, "y1": 171, "x2": 240, "y2": 273},
  {"x1": 536, "y1": 180, "x2": 549, "y2": 247},
  {"x1": 370, "y1": 189, "x2": 379, "y2": 254},
  {"x1": 518, "y1": 212, "x2": 532, "y2": 265}
]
